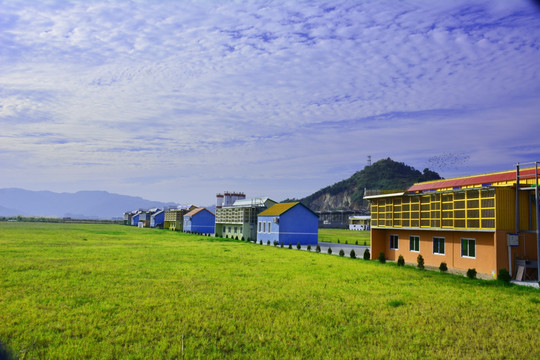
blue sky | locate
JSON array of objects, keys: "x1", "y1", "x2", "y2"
[{"x1": 1, "y1": 0, "x2": 539, "y2": 206}]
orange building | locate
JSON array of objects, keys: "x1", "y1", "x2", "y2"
[{"x1": 365, "y1": 164, "x2": 539, "y2": 280}]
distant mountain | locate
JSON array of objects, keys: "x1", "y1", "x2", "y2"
[
  {"x1": 0, "y1": 188, "x2": 178, "y2": 219},
  {"x1": 291, "y1": 158, "x2": 442, "y2": 212}
]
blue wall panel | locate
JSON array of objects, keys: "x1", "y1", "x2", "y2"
[
  {"x1": 256, "y1": 204, "x2": 318, "y2": 245},
  {"x1": 184, "y1": 209, "x2": 215, "y2": 234}
]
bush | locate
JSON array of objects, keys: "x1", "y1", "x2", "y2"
[
  {"x1": 378, "y1": 252, "x2": 386, "y2": 263},
  {"x1": 288, "y1": 243, "x2": 292, "y2": 249},
  {"x1": 267, "y1": 240, "x2": 270, "y2": 245},
  {"x1": 273, "y1": 240, "x2": 278, "y2": 247},
  {"x1": 316, "y1": 245, "x2": 321, "y2": 253},
  {"x1": 397, "y1": 255, "x2": 405, "y2": 266},
  {"x1": 307, "y1": 244, "x2": 311, "y2": 251},
  {"x1": 337, "y1": 239, "x2": 340, "y2": 243},
  {"x1": 345, "y1": 240, "x2": 348, "y2": 244},
  {"x1": 350, "y1": 249, "x2": 356, "y2": 259},
  {"x1": 417, "y1": 254, "x2": 424, "y2": 270},
  {"x1": 498, "y1": 268, "x2": 511, "y2": 283},
  {"x1": 355, "y1": 240, "x2": 358, "y2": 245},
  {"x1": 339, "y1": 249, "x2": 345, "y2": 257},
  {"x1": 363, "y1": 241, "x2": 366, "y2": 246},
  {"x1": 328, "y1": 247, "x2": 333, "y2": 255},
  {"x1": 296, "y1": 242, "x2": 301, "y2": 250},
  {"x1": 280, "y1": 242, "x2": 284, "y2": 248},
  {"x1": 363, "y1": 249, "x2": 370, "y2": 260},
  {"x1": 467, "y1": 268, "x2": 477, "y2": 279},
  {"x1": 259, "y1": 240, "x2": 263, "y2": 245},
  {"x1": 439, "y1": 262, "x2": 448, "y2": 272}
]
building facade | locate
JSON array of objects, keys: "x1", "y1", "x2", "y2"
[
  {"x1": 150, "y1": 210, "x2": 165, "y2": 228},
  {"x1": 215, "y1": 197, "x2": 277, "y2": 240},
  {"x1": 164, "y1": 205, "x2": 197, "y2": 231},
  {"x1": 349, "y1": 215, "x2": 371, "y2": 230},
  {"x1": 257, "y1": 202, "x2": 318, "y2": 246},
  {"x1": 365, "y1": 166, "x2": 539, "y2": 279},
  {"x1": 183, "y1": 208, "x2": 215, "y2": 234}
]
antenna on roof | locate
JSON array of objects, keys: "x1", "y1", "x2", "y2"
[{"x1": 367, "y1": 155, "x2": 372, "y2": 166}]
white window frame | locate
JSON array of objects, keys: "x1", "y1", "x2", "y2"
[
  {"x1": 433, "y1": 237, "x2": 445, "y2": 255},
  {"x1": 409, "y1": 235, "x2": 419, "y2": 252},
  {"x1": 267, "y1": 221, "x2": 271, "y2": 233},
  {"x1": 461, "y1": 238, "x2": 476, "y2": 258},
  {"x1": 389, "y1": 234, "x2": 399, "y2": 250}
]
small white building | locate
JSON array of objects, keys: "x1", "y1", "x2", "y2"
[{"x1": 349, "y1": 215, "x2": 371, "y2": 230}]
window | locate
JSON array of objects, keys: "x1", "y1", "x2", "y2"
[
  {"x1": 234, "y1": 226, "x2": 237, "y2": 233},
  {"x1": 258, "y1": 221, "x2": 261, "y2": 232},
  {"x1": 267, "y1": 221, "x2": 271, "y2": 233},
  {"x1": 227, "y1": 226, "x2": 231, "y2": 233},
  {"x1": 263, "y1": 222, "x2": 266, "y2": 233},
  {"x1": 433, "y1": 237, "x2": 445, "y2": 255},
  {"x1": 390, "y1": 235, "x2": 399, "y2": 249},
  {"x1": 461, "y1": 238, "x2": 476, "y2": 258},
  {"x1": 409, "y1": 236, "x2": 419, "y2": 252}
]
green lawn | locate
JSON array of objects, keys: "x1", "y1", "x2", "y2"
[
  {"x1": 0, "y1": 222, "x2": 538, "y2": 359},
  {"x1": 318, "y1": 227, "x2": 370, "y2": 245}
]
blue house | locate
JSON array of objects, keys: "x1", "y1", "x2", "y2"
[
  {"x1": 183, "y1": 208, "x2": 215, "y2": 234},
  {"x1": 150, "y1": 210, "x2": 165, "y2": 228},
  {"x1": 257, "y1": 202, "x2": 318, "y2": 246},
  {"x1": 131, "y1": 212, "x2": 140, "y2": 226}
]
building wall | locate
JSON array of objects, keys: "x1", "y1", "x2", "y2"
[
  {"x1": 150, "y1": 212, "x2": 164, "y2": 228},
  {"x1": 257, "y1": 206, "x2": 318, "y2": 245},
  {"x1": 184, "y1": 210, "x2": 215, "y2": 234},
  {"x1": 371, "y1": 228, "x2": 499, "y2": 277},
  {"x1": 131, "y1": 214, "x2": 140, "y2": 226}
]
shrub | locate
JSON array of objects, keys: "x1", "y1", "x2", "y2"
[
  {"x1": 467, "y1": 268, "x2": 477, "y2": 279},
  {"x1": 267, "y1": 240, "x2": 270, "y2": 245},
  {"x1": 498, "y1": 268, "x2": 511, "y2": 283},
  {"x1": 355, "y1": 240, "x2": 358, "y2": 245},
  {"x1": 316, "y1": 245, "x2": 321, "y2": 253},
  {"x1": 296, "y1": 242, "x2": 301, "y2": 250},
  {"x1": 345, "y1": 240, "x2": 348, "y2": 244},
  {"x1": 307, "y1": 244, "x2": 311, "y2": 251},
  {"x1": 328, "y1": 247, "x2": 333, "y2": 255},
  {"x1": 378, "y1": 252, "x2": 386, "y2": 263},
  {"x1": 363, "y1": 249, "x2": 370, "y2": 260},
  {"x1": 337, "y1": 239, "x2": 340, "y2": 243},
  {"x1": 397, "y1": 255, "x2": 405, "y2": 266},
  {"x1": 288, "y1": 243, "x2": 292, "y2": 249},
  {"x1": 417, "y1": 254, "x2": 424, "y2": 270},
  {"x1": 350, "y1": 249, "x2": 356, "y2": 259},
  {"x1": 439, "y1": 262, "x2": 448, "y2": 272},
  {"x1": 339, "y1": 249, "x2": 345, "y2": 257},
  {"x1": 259, "y1": 240, "x2": 263, "y2": 245},
  {"x1": 364, "y1": 241, "x2": 366, "y2": 246},
  {"x1": 280, "y1": 242, "x2": 284, "y2": 248}
]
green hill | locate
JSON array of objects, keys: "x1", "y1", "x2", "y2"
[{"x1": 297, "y1": 158, "x2": 441, "y2": 211}]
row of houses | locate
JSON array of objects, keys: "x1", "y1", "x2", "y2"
[
  {"x1": 124, "y1": 192, "x2": 319, "y2": 245},
  {"x1": 365, "y1": 164, "x2": 540, "y2": 280}
]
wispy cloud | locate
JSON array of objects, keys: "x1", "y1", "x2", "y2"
[{"x1": 0, "y1": 0, "x2": 539, "y2": 204}]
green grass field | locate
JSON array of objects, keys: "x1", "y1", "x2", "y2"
[
  {"x1": 318, "y1": 228, "x2": 370, "y2": 245},
  {"x1": 0, "y1": 223, "x2": 539, "y2": 359}
]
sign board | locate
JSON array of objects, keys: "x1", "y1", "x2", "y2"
[{"x1": 507, "y1": 233, "x2": 519, "y2": 247}]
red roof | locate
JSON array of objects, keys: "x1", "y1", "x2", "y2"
[
  {"x1": 408, "y1": 167, "x2": 539, "y2": 192},
  {"x1": 185, "y1": 208, "x2": 214, "y2": 217}
]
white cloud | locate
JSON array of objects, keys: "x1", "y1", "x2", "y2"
[{"x1": 0, "y1": 0, "x2": 539, "y2": 204}]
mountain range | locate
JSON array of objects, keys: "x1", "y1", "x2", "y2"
[
  {"x1": 0, "y1": 189, "x2": 177, "y2": 219},
  {"x1": 0, "y1": 158, "x2": 441, "y2": 219}
]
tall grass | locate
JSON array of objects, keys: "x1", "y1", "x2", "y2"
[{"x1": 0, "y1": 223, "x2": 538, "y2": 359}]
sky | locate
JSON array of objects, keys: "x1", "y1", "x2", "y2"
[{"x1": 1, "y1": 0, "x2": 539, "y2": 206}]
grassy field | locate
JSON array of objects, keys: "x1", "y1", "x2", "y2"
[
  {"x1": 318, "y1": 228, "x2": 370, "y2": 245},
  {"x1": 0, "y1": 223, "x2": 539, "y2": 359}
]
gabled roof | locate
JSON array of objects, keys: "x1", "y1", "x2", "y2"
[
  {"x1": 258, "y1": 202, "x2": 318, "y2": 217},
  {"x1": 185, "y1": 207, "x2": 214, "y2": 217},
  {"x1": 407, "y1": 167, "x2": 540, "y2": 192},
  {"x1": 259, "y1": 202, "x2": 298, "y2": 216}
]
